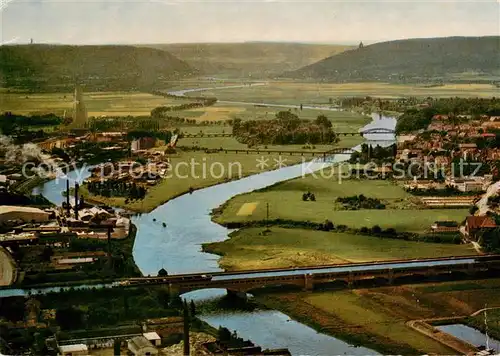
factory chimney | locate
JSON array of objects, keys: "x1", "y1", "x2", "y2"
[
  {"x1": 66, "y1": 180, "x2": 71, "y2": 216},
  {"x1": 74, "y1": 183, "x2": 79, "y2": 220}
]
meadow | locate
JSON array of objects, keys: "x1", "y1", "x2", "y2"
[
  {"x1": 256, "y1": 276, "x2": 500, "y2": 355},
  {"x1": 0, "y1": 90, "x2": 179, "y2": 117},
  {"x1": 189, "y1": 81, "x2": 500, "y2": 104},
  {"x1": 213, "y1": 173, "x2": 469, "y2": 233},
  {"x1": 80, "y1": 150, "x2": 305, "y2": 212},
  {"x1": 203, "y1": 227, "x2": 475, "y2": 271}
]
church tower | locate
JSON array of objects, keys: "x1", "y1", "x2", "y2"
[{"x1": 72, "y1": 84, "x2": 88, "y2": 128}]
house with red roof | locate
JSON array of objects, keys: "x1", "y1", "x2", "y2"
[{"x1": 464, "y1": 216, "x2": 497, "y2": 240}]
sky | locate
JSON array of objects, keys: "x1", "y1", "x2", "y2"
[{"x1": 0, "y1": 0, "x2": 499, "y2": 45}]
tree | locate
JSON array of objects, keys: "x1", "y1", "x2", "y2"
[
  {"x1": 55, "y1": 306, "x2": 84, "y2": 330},
  {"x1": 190, "y1": 300, "x2": 196, "y2": 316},
  {"x1": 41, "y1": 246, "x2": 53, "y2": 262},
  {"x1": 113, "y1": 340, "x2": 121, "y2": 356},
  {"x1": 315, "y1": 115, "x2": 332, "y2": 129},
  {"x1": 158, "y1": 268, "x2": 168, "y2": 277},
  {"x1": 218, "y1": 326, "x2": 231, "y2": 343},
  {"x1": 371, "y1": 225, "x2": 382, "y2": 234}
]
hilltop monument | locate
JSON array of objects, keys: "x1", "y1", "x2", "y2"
[{"x1": 72, "y1": 84, "x2": 88, "y2": 128}]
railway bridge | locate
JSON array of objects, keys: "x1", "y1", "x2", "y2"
[{"x1": 120, "y1": 255, "x2": 500, "y2": 296}]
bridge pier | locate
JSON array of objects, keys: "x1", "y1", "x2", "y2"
[
  {"x1": 388, "y1": 269, "x2": 394, "y2": 285},
  {"x1": 347, "y1": 272, "x2": 354, "y2": 288},
  {"x1": 303, "y1": 274, "x2": 314, "y2": 291},
  {"x1": 169, "y1": 283, "x2": 180, "y2": 299}
]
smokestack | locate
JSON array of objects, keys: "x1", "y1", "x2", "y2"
[
  {"x1": 107, "y1": 226, "x2": 112, "y2": 268},
  {"x1": 74, "y1": 183, "x2": 79, "y2": 220},
  {"x1": 66, "y1": 180, "x2": 71, "y2": 216}
]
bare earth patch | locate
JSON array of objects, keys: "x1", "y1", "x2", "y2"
[{"x1": 236, "y1": 202, "x2": 259, "y2": 216}]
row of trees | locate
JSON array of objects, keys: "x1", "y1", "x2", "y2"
[
  {"x1": 233, "y1": 111, "x2": 338, "y2": 146},
  {"x1": 349, "y1": 143, "x2": 397, "y2": 163},
  {"x1": 336, "y1": 195, "x2": 386, "y2": 210},
  {"x1": 85, "y1": 180, "x2": 147, "y2": 200},
  {"x1": 151, "y1": 98, "x2": 217, "y2": 118}
]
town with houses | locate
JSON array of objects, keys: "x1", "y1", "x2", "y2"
[{"x1": 0, "y1": 2, "x2": 500, "y2": 355}]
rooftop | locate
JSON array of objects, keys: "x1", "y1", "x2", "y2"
[
  {"x1": 466, "y1": 216, "x2": 497, "y2": 230},
  {"x1": 143, "y1": 332, "x2": 161, "y2": 341},
  {"x1": 59, "y1": 344, "x2": 88, "y2": 353},
  {"x1": 0, "y1": 206, "x2": 49, "y2": 215},
  {"x1": 129, "y1": 336, "x2": 155, "y2": 349}
]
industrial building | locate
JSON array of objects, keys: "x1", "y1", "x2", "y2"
[{"x1": 0, "y1": 206, "x2": 50, "y2": 224}]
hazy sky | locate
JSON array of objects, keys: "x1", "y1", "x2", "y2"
[{"x1": 1, "y1": 0, "x2": 499, "y2": 45}]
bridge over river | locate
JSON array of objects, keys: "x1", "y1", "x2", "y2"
[
  {"x1": 180, "y1": 127, "x2": 395, "y2": 140},
  {"x1": 120, "y1": 255, "x2": 500, "y2": 295}
]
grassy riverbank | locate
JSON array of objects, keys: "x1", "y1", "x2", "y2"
[
  {"x1": 79, "y1": 150, "x2": 306, "y2": 213},
  {"x1": 203, "y1": 227, "x2": 475, "y2": 271},
  {"x1": 254, "y1": 278, "x2": 500, "y2": 355},
  {"x1": 202, "y1": 223, "x2": 499, "y2": 354}
]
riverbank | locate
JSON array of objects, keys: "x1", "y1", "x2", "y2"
[
  {"x1": 252, "y1": 278, "x2": 500, "y2": 355},
  {"x1": 78, "y1": 151, "x2": 307, "y2": 213},
  {"x1": 202, "y1": 227, "x2": 475, "y2": 271}
]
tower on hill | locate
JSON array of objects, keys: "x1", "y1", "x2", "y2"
[
  {"x1": 72, "y1": 84, "x2": 88, "y2": 128},
  {"x1": 359, "y1": 41, "x2": 364, "y2": 49}
]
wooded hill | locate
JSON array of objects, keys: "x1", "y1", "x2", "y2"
[
  {"x1": 146, "y1": 42, "x2": 353, "y2": 78},
  {"x1": 286, "y1": 37, "x2": 500, "y2": 83},
  {"x1": 0, "y1": 44, "x2": 195, "y2": 91}
]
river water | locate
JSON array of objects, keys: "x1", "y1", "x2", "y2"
[
  {"x1": 24, "y1": 102, "x2": 396, "y2": 354},
  {"x1": 437, "y1": 324, "x2": 500, "y2": 352}
]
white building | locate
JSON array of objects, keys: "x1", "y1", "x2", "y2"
[
  {"x1": 128, "y1": 336, "x2": 158, "y2": 356},
  {"x1": 0, "y1": 206, "x2": 50, "y2": 224},
  {"x1": 143, "y1": 332, "x2": 161, "y2": 346},
  {"x1": 58, "y1": 344, "x2": 88, "y2": 356}
]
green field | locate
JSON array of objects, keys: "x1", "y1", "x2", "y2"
[
  {"x1": 176, "y1": 103, "x2": 369, "y2": 150},
  {"x1": 189, "y1": 82, "x2": 499, "y2": 104},
  {"x1": 80, "y1": 150, "x2": 305, "y2": 212},
  {"x1": 204, "y1": 227, "x2": 475, "y2": 271},
  {"x1": 213, "y1": 171, "x2": 469, "y2": 233},
  {"x1": 0, "y1": 90, "x2": 179, "y2": 117}
]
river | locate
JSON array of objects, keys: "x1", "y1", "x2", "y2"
[{"x1": 24, "y1": 90, "x2": 396, "y2": 354}]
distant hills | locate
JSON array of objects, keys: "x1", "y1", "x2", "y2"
[
  {"x1": 145, "y1": 42, "x2": 353, "y2": 78},
  {"x1": 0, "y1": 44, "x2": 195, "y2": 91},
  {"x1": 286, "y1": 37, "x2": 500, "y2": 83}
]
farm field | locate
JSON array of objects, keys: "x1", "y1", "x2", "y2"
[
  {"x1": 203, "y1": 227, "x2": 475, "y2": 271},
  {"x1": 176, "y1": 104, "x2": 369, "y2": 150},
  {"x1": 189, "y1": 81, "x2": 500, "y2": 104},
  {"x1": 80, "y1": 150, "x2": 305, "y2": 212},
  {"x1": 213, "y1": 172, "x2": 470, "y2": 233},
  {"x1": 258, "y1": 279, "x2": 500, "y2": 355},
  {"x1": 0, "y1": 90, "x2": 179, "y2": 117}
]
